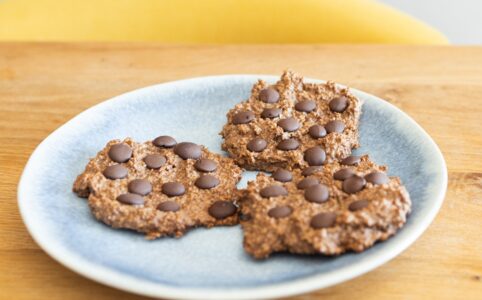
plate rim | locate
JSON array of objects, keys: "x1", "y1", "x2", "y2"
[{"x1": 17, "y1": 75, "x2": 448, "y2": 300}]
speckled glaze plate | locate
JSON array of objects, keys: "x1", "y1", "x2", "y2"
[{"x1": 18, "y1": 75, "x2": 447, "y2": 300}]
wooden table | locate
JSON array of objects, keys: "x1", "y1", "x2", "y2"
[{"x1": 0, "y1": 43, "x2": 481, "y2": 300}]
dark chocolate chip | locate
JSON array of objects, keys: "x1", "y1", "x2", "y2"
[
  {"x1": 153, "y1": 135, "x2": 177, "y2": 148},
  {"x1": 247, "y1": 138, "x2": 267, "y2": 152},
  {"x1": 333, "y1": 168, "x2": 355, "y2": 180},
  {"x1": 261, "y1": 108, "x2": 282, "y2": 119},
  {"x1": 103, "y1": 164, "x2": 128, "y2": 179},
  {"x1": 277, "y1": 138, "x2": 300, "y2": 151},
  {"x1": 310, "y1": 212, "x2": 337, "y2": 229},
  {"x1": 342, "y1": 175, "x2": 366, "y2": 194},
  {"x1": 259, "y1": 88, "x2": 280, "y2": 103},
  {"x1": 116, "y1": 193, "x2": 144, "y2": 205},
  {"x1": 162, "y1": 182, "x2": 186, "y2": 197},
  {"x1": 232, "y1": 111, "x2": 255, "y2": 125},
  {"x1": 297, "y1": 177, "x2": 319, "y2": 189},
  {"x1": 277, "y1": 117, "x2": 300, "y2": 132},
  {"x1": 295, "y1": 100, "x2": 316, "y2": 112},
  {"x1": 157, "y1": 201, "x2": 180, "y2": 212},
  {"x1": 304, "y1": 146, "x2": 326, "y2": 166},
  {"x1": 365, "y1": 171, "x2": 390, "y2": 185},
  {"x1": 260, "y1": 185, "x2": 288, "y2": 198},
  {"x1": 195, "y1": 175, "x2": 220, "y2": 189},
  {"x1": 208, "y1": 201, "x2": 237, "y2": 219},
  {"x1": 128, "y1": 179, "x2": 152, "y2": 196},
  {"x1": 341, "y1": 155, "x2": 361, "y2": 165},
  {"x1": 308, "y1": 125, "x2": 327, "y2": 138},
  {"x1": 108, "y1": 143, "x2": 132, "y2": 163},
  {"x1": 194, "y1": 158, "x2": 217, "y2": 172},
  {"x1": 268, "y1": 206, "x2": 293, "y2": 218},
  {"x1": 329, "y1": 96, "x2": 349, "y2": 113},
  {"x1": 304, "y1": 184, "x2": 330, "y2": 203},
  {"x1": 174, "y1": 142, "x2": 202, "y2": 160},
  {"x1": 325, "y1": 120, "x2": 345, "y2": 133},
  {"x1": 349, "y1": 199, "x2": 369, "y2": 211},
  {"x1": 302, "y1": 166, "x2": 323, "y2": 176},
  {"x1": 143, "y1": 154, "x2": 166, "y2": 169},
  {"x1": 272, "y1": 169, "x2": 293, "y2": 182}
]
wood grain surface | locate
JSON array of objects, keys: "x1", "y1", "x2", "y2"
[{"x1": 0, "y1": 43, "x2": 481, "y2": 300}]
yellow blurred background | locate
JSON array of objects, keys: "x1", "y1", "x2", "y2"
[{"x1": 0, "y1": 0, "x2": 448, "y2": 44}]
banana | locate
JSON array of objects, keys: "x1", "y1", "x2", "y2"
[{"x1": 0, "y1": 0, "x2": 448, "y2": 44}]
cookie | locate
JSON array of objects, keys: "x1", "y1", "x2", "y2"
[
  {"x1": 73, "y1": 137, "x2": 243, "y2": 239},
  {"x1": 220, "y1": 70, "x2": 362, "y2": 172},
  {"x1": 240, "y1": 155, "x2": 411, "y2": 259}
]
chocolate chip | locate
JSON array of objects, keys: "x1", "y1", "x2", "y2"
[
  {"x1": 349, "y1": 200, "x2": 369, "y2": 211},
  {"x1": 304, "y1": 147, "x2": 326, "y2": 166},
  {"x1": 232, "y1": 111, "x2": 255, "y2": 125},
  {"x1": 174, "y1": 142, "x2": 202, "y2": 160},
  {"x1": 341, "y1": 155, "x2": 360, "y2": 165},
  {"x1": 143, "y1": 154, "x2": 166, "y2": 169},
  {"x1": 162, "y1": 182, "x2": 186, "y2": 197},
  {"x1": 103, "y1": 164, "x2": 128, "y2": 179},
  {"x1": 208, "y1": 201, "x2": 237, "y2": 219},
  {"x1": 116, "y1": 193, "x2": 144, "y2": 205},
  {"x1": 325, "y1": 120, "x2": 345, "y2": 133},
  {"x1": 153, "y1": 135, "x2": 177, "y2": 148},
  {"x1": 333, "y1": 168, "x2": 355, "y2": 180},
  {"x1": 302, "y1": 166, "x2": 323, "y2": 176},
  {"x1": 108, "y1": 143, "x2": 132, "y2": 163},
  {"x1": 272, "y1": 169, "x2": 293, "y2": 182},
  {"x1": 329, "y1": 96, "x2": 349, "y2": 113},
  {"x1": 308, "y1": 125, "x2": 327, "y2": 138},
  {"x1": 260, "y1": 185, "x2": 288, "y2": 198},
  {"x1": 195, "y1": 175, "x2": 220, "y2": 189},
  {"x1": 277, "y1": 138, "x2": 299, "y2": 151},
  {"x1": 277, "y1": 117, "x2": 300, "y2": 132},
  {"x1": 297, "y1": 177, "x2": 319, "y2": 189},
  {"x1": 310, "y1": 212, "x2": 337, "y2": 229},
  {"x1": 128, "y1": 179, "x2": 152, "y2": 196},
  {"x1": 194, "y1": 159, "x2": 217, "y2": 172},
  {"x1": 295, "y1": 100, "x2": 316, "y2": 112},
  {"x1": 304, "y1": 184, "x2": 330, "y2": 203},
  {"x1": 342, "y1": 175, "x2": 366, "y2": 194},
  {"x1": 268, "y1": 206, "x2": 293, "y2": 218},
  {"x1": 158, "y1": 201, "x2": 180, "y2": 212},
  {"x1": 365, "y1": 171, "x2": 389, "y2": 185},
  {"x1": 259, "y1": 88, "x2": 279, "y2": 103},
  {"x1": 261, "y1": 108, "x2": 282, "y2": 119},
  {"x1": 247, "y1": 138, "x2": 267, "y2": 152}
]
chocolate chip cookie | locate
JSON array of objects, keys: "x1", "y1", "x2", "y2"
[
  {"x1": 220, "y1": 70, "x2": 362, "y2": 172},
  {"x1": 240, "y1": 155, "x2": 411, "y2": 259},
  {"x1": 73, "y1": 137, "x2": 242, "y2": 239}
]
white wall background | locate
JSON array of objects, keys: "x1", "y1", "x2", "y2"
[{"x1": 382, "y1": 0, "x2": 482, "y2": 44}]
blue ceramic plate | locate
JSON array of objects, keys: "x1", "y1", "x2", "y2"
[{"x1": 18, "y1": 75, "x2": 447, "y2": 300}]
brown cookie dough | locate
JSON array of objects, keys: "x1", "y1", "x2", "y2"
[
  {"x1": 240, "y1": 155, "x2": 411, "y2": 259},
  {"x1": 220, "y1": 70, "x2": 362, "y2": 172},
  {"x1": 73, "y1": 137, "x2": 243, "y2": 239}
]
